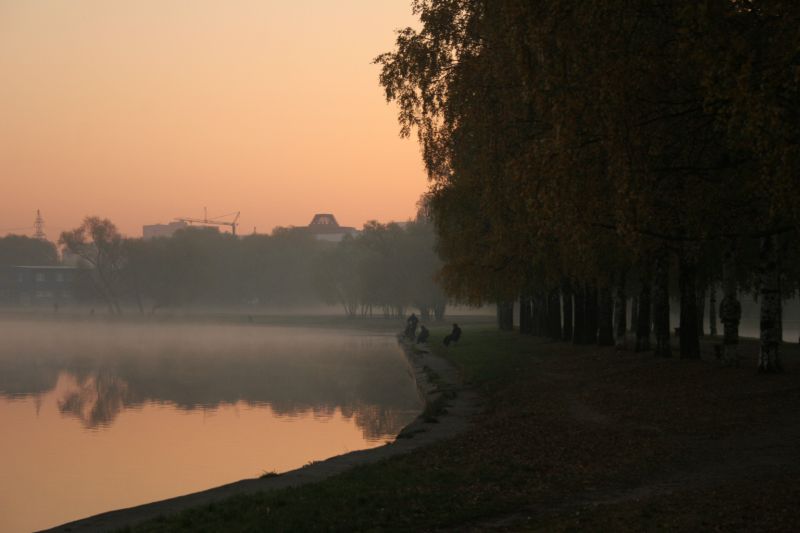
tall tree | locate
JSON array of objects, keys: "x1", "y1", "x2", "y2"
[{"x1": 59, "y1": 217, "x2": 125, "y2": 315}]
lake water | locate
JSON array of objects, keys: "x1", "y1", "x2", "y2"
[{"x1": 0, "y1": 320, "x2": 421, "y2": 532}]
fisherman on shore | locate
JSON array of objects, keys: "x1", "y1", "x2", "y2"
[
  {"x1": 443, "y1": 323, "x2": 461, "y2": 347},
  {"x1": 417, "y1": 324, "x2": 430, "y2": 344},
  {"x1": 405, "y1": 313, "x2": 419, "y2": 340}
]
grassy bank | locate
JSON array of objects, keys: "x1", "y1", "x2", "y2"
[{"x1": 129, "y1": 326, "x2": 800, "y2": 532}]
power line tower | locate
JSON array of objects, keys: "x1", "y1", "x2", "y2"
[{"x1": 33, "y1": 209, "x2": 46, "y2": 240}]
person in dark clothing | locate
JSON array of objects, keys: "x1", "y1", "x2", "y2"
[
  {"x1": 406, "y1": 313, "x2": 419, "y2": 340},
  {"x1": 416, "y1": 325, "x2": 430, "y2": 344},
  {"x1": 443, "y1": 323, "x2": 462, "y2": 346}
]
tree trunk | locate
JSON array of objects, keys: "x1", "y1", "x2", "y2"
[
  {"x1": 536, "y1": 292, "x2": 547, "y2": 337},
  {"x1": 544, "y1": 291, "x2": 553, "y2": 338},
  {"x1": 696, "y1": 284, "x2": 706, "y2": 337},
  {"x1": 519, "y1": 294, "x2": 533, "y2": 334},
  {"x1": 630, "y1": 296, "x2": 639, "y2": 334},
  {"x1": 653, "y1": 253, "x2": 671, "y2": 357},
  {"x1": 679, "y1": 255, "x2": 701, "y2": 359},
  {"x1": 614, "y1": 272, "x2": 627, "y2": 349},
  {"x1": 635, "y1": 280, "x2": 651, "y2": 352},
  {"x1": 132, "y1": 276, "x2": 145, "y2": 316},
  {"x1": 93, "y1": 267, "x2": 119, "y2": 316},
  {"x1": 720, "y1": 242, "x2": 741, "y2": 366},
  {"x1": 573, "y1": 286, "x2": 585, "y2": 345},
  {"x1": 709, "y1": 283, "x2": 718, "y2": 336},
  {"x1": 758, "y1": 236, "x2": 782, "y2": 372},
  {"x1": 562, "y1": 281, "x2": 573, "y2": 342},
  {"x1": 597, "y1": 286, "x2": 614, "y2": 346},
  {"x1": 548, "y1": 288, "x2": 562, "y2": 340},
  {"x1": 497, "y1": 301, "x2": 514, "y2": 331},
  {"x1": 420, "y1": 306, "x2": 431, "y2": 321},
  {"x1": 585, "y1": 284, "x2": 598, "y2": 344}
]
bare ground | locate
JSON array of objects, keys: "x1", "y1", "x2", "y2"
[{"x1": 465, "y1": 336, "x2": 800, "y2": 531}]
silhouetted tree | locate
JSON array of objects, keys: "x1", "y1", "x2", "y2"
[{"x1": 59, "y1": 217, "x2": 125, "y2": 315}]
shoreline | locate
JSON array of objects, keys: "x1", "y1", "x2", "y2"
[{"x1": 43, "y1": 335, "x2": 478, "y2": 532}]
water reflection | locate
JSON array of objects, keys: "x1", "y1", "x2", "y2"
[
  {"x1": 56, "y1": 371, "x2": 132, "y2": 429},
  {"x1": 0, "y1": 320, "x2": 421, "y2": 532},
  {"x1": 0, "y1": 320, "x2": 421, "y2": 439}
]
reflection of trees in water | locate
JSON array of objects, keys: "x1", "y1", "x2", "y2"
[
  {"x1": 342, "y1": 403, "x2": 417, "y2": 441},
  {"x1": 57, "y1": 370, "x2": 135, "y2": 429},
  {"x1": 48, "y1": 369, "x2": 415, "y2": 439},
  {"x1": 0, "y1": 325, "x2": 421, "y2": 439}
]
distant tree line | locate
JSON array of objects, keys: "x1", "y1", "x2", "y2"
[
  {"x1": 377, "y1": 0, "x2": 800, "y2": 371},
  {"x1": 0, "y1": 235, "x2": 58, "y2": 267},
  {"x1": 314, "y1": 218, "x2": 447, "y2": 319},
  {"x1": 49, "y1": 216, "x2": 446, "y2": 319}
]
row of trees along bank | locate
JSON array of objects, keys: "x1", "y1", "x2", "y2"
[
  {"x1": 55, "y1": 216, "x2": 447, "y2": 319},
  {"x1": 377, "y1": 0, "x2": 800, "y2": 372}
]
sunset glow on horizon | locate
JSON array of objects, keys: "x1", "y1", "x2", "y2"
[{"x1": 0, "y1": 1, "x2": 426, "y2": 239}]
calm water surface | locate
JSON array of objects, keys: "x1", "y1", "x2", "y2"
[{"x1": 0, "y1": 320, "x2": 421, "y2": 532}]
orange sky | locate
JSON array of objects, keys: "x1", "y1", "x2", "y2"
[{"x1": 0, "y1": 1, "x2": 426, "y2": 239}]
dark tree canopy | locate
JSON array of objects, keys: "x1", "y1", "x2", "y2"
[
  {"x1": 378, "y1": 0, "x2": 800, "y2": 370},
  {"x1": 0, "y1": 235, "x2": 58, "y2": 267}
]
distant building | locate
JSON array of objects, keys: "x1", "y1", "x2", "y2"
[
  {"x1": 304, "y1": 214, "x2": 359, "y2": 242},
  {"x1": 142, "y1": 221, "x2": 189, "y2": 240},
  {"x1": 0, "y1": 265, "x2": 79, "y2": 305}
]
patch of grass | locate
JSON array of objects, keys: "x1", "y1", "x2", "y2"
[
  {"x1": 259, "y1": 470, "x2": 280, "y2": 479},
  {"x1": 427, "y1": 324, "x2": 545, "y2": 387}
]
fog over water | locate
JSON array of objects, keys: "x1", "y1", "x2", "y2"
[{"x1": 0, "y1": 320, "x2": 421, "y2": 532}]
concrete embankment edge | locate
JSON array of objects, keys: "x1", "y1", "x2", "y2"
[{"x1": 43, "y1": 336, "x2": 478, "y2": 533}]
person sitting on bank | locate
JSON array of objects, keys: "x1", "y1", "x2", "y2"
[
  {"x1": 417, "y1": 325, "x2": 430, "y2": 344},
  {"x1": 443, "y1": 323, "x2": 462, "y2": 347},
  {"x1": 406, "y1": 313, "x2": 419, "y2": 340}
]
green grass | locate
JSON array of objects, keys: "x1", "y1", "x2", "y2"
[{"x1": 427, "y1": 324, "x2": 541, "y2": 386}]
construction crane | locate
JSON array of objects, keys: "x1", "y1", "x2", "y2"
[{"x1": 175, "y1": 208, "x2": 240, "y2": 236}]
